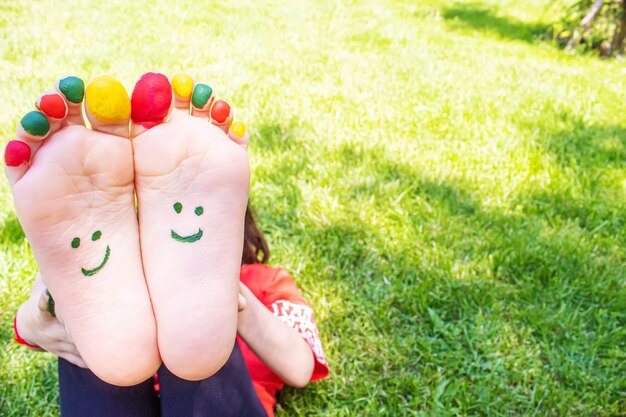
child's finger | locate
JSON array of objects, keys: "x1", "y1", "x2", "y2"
[
  {"x1": 55, "y1": 308, "x2": 66, "y2": 326},
  {"x1": 61, "y1": 352, "x2": 88, "y2": 368},
  {"x1": 37, "y1": 289, "x2": 49, "y2": 312},
  {"x1": 238, "y1": 293, "x2": 247, "y2": 312},
  {"x1": 48, "y1": 322, "x2": 73, "y2": 344},
  {"x1": 36, "y1": 287, "x2": 56, "y2": 317},
  {"x1": 59, "y1": 341, "x2": 81, "y2": 357}
]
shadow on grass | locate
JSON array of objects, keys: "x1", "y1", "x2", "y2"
[
  {"x1": 250, "y1": 121, "x2": 309, "y2": 235},
  {"x1": 518, "y1": 114, "x2": 626, "y2": 233},
  {"x1": 442, "y1": 3, "x2": 548, "y2": 43},
  {"x1": 275, "y1": 149, "x2": 624, "y2": 414},
  {"x1": 541, "y1": 119, "x2": 626, "y2": 170}
]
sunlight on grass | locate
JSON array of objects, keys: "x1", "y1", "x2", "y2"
[{"x1": 1, "y1": 0, "x2": 625, "y2": 416}]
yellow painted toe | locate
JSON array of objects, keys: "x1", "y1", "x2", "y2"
[
  {"x1": 172, "y1": 74, "x2": 194, "y2": 99},
  {"x1": 231, "y1": 121, "x2": 246, "y2": 137},
  {"x1": 85, "y1": 76, "x2": 131, "y2": 124}
]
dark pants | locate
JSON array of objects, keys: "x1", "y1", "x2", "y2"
[{"x1": 58, "y1": 343, "x2": 267, "y2": 417}]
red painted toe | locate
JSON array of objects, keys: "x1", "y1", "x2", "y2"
[
  {"x1": 211, "y1": 100, "x2": 230, "y2": 124},
  {"x1": 38, "y1": 93, "x2": 68, "y2": 119},
  {"x1": 131, "y1": 72, "x2": 172, "y2": 129},
  {"x1": 5, "y1": 140, "x2": 31, "y2": 167}
]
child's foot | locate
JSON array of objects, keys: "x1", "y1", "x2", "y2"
[
  {"x1": 131, "y1": 73, "x2": 250, "y2": 380},
  {"x1": 4, "y1": 76, "x2": 160, "y2": 386}
]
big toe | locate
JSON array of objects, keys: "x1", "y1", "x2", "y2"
[
  {"x1": 84, "y1": 76, "x2": 131, "y2": 138},
  {"x1": 130, "y1": 72, "x2": 173, "y2": 137}
]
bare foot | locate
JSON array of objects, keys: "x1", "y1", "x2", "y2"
[
  {"x1": 4, "y1": 75, "x2": 160, "y2": 386},
  {"x1": 131, "y1": 72, "x2": 250, "y2": 380}
]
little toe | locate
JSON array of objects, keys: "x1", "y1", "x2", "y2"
[
  {"x1": 130, "y1": 72, "x2": 173, "y2": 137},
  {"x1": 84, "y1": 76, "x2": 131, "y2": 138},
  {"x1": 210, "y1": 100, "x2": 233, "y2": 134},
  {"x1": 55, "y1": 75, "x2": 85, "y2": 127},
  {"x1": 4, "y1": 139, "x2": 32, "y2": 186},
  {"x1": 6, "y1": 97, "x2": 57, "y2": 184},
  {"x1": 191, "y1": 83, "x2": 214, "y2": 119},
  {"x1": 228, "y1": 121, "x2": 249, "y2": 151},
  {"x1": 171, "y1": 73, "x2": 194, "y2": 116}
]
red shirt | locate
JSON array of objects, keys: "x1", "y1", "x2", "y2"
[{"x1": 238, "y1": 264, "x2": 329, "y2": 417}]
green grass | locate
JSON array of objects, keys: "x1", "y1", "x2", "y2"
[{"x1": 1, "y1": 0, "x2": 625, "y2": 415}]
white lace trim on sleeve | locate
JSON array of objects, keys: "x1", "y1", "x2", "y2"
[{"x1": 270, "y1": 300, "x2": 328, "y2": 366}]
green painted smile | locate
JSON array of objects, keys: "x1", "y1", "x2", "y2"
[
  {"x1": 171, "y1": 228, "x2": 203, "y2": 243},
  {"x1": 170, "y1": 201, "x2": 205, "y2": 243},
  {"x1": 81, "y1": 245, "x2": 111, "y2": 277}
]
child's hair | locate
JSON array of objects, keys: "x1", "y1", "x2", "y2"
[{"x1": 242, "y1": 204, "x2": 269, "y2": 264}]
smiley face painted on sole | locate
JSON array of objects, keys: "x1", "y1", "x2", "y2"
[
  {"x1": 71, "y1": 230, "x2": 111, "y2": 277},
  {"x1": 170, "y1": 202, "x2": 205, "y2": 243}
]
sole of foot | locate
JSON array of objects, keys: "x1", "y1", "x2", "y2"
[
  {"x1": 131, "y1": 72, "x2": 250, "y2": 380},
  {"x1": 4, "y1": 75, "x2": 160, "y2": 386}
]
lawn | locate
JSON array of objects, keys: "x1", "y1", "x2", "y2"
[{"x1": 1, "y1": 0, "x2": 625, "y2": 416}]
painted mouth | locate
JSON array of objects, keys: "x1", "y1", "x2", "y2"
[
  {"x1": 81, "y1": 245, "x2": 111, "y2": 277},
  {"x1": 171, "y1": 228, "x2": 203, "y2": 243}
]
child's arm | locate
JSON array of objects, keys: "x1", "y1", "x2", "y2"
[
  {"x1": 237, "y1": 282, "x2": 315, "y2": 387},
  {"x1": 15, "y1": 273, "x2": 87, "y2": 368}
]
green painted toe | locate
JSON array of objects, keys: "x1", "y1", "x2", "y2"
[
  {"x1": 192, "y1": 83, "x2": 213, "y2": 108},
  {"x1": 58, "y1": 76, "x2": 85, "y2": 103},
  {"x1": 20, "y1": 111, "x2": 50, "y2": 137}
]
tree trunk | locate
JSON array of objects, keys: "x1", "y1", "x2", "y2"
[
  {"x1": 609, "y1": 1, "x2": 626, "y2": 56},
  {"x1": 566, "y1": 0, "x2": 606, "y2": 51}
]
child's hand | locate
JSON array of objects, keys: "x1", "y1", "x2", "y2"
[{"x1": 16, "y1": 278, "x2": 87, "y2": 368}]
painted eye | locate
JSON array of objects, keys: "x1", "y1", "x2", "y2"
[
  {"x1": 71, "y1": 237, "x2": 80, "y2": 249},
  {"x1": 173, "y1": 202, "x2": 183, "y2": 213},
  {"x1": 92, "y1": 230, "x2": 102, "y2": 241},
  {"x1": 195, "y1": 206, "x2": 204, "y2": 216}
]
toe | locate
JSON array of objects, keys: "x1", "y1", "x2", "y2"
[
  {"x1": 171, "y1": 73, "x2": 194, "y2": 115},
  {"x1": 7, "y1": 108, "x2": 54, "y2": 185},
  {"x1": 4, "y1": 139, "x2": 32, "y2": 186},
  {"x1": 210, "y1": 100, "x2": 233, "y2": 134},
  {"x1": 84, "y1": 76, "x2": 131, "y2": 138},
  {"x1": 130, "y1": 72, "x2": 173, "y2": 137},
  {"x1": 36, "y1": 90, "x2": 68, "y2": 133},
  {"x1": 55, "y1": 75, "x2": 85, "y2": 127},
  {"x1": 228, "y1": 121, "x2": 249, "y2": 151},
  {"x1": 17, "y1": 110, "x2": 51, "y2": 142},
  {"x1": 191, "y1": 83, "x2": 214, "y2": 119}
]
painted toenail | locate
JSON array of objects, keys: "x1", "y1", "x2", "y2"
[
  {"x1": 85, "y1": 76, "x2": 131, "y2": 124},
  {"x1": 192, "y1": 83, "x2": 213, "y2": 108},
  {"x1": 4, "y1": 140, "x2": 31, "y2": 167},
  {"x1": 131, "y1": 72, "x2": 172, "y2": 129},
  {"x1": 37, "y1": 92, "x2": 68, "y2": 119},
  {"x1": 58, "y1": 76, "x2": 85, "y2": 103},
  {"x1": 231, "y1": 122, "x2": 246, "y2": 137},
  {"x1": 211, "y1": 100, "x2": 230, "y2": 123},
  {"x1": 172, "y1": 74, "x2": 194, "y2": 99},
  {"x1": 20, "y1": 111, "x2": 50, "y2": 137}
]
